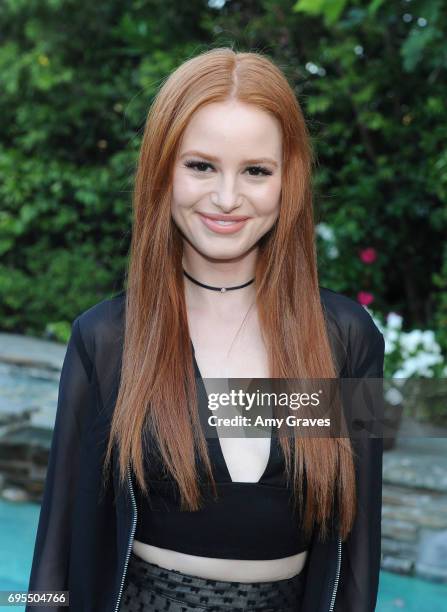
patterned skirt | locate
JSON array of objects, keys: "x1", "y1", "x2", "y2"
[{"x1": 120, "y1": 551, "x2": 306, "y2": 611}]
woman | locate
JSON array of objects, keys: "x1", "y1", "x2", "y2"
[{"x1": 26, "y1": 48, "x2": 385, "y2": 612}]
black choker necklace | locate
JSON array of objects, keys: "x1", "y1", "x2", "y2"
[{"x1": 183, "y1": 268, "x2": 255, "y2": 293}]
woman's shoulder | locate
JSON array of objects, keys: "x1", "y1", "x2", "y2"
[
  {"x1": 319, "y1": 285, "x2": 382, "y2": 341},
  {"x1": 73, "y1": 290, "x2": 126, "y2": 363},
  {"x1": 318, "y1": 286, "x2": 385, "y2": 377}
]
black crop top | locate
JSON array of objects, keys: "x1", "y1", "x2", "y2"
[{"x1": 133, "y1": 345, "x2": 312, "y2": 560}]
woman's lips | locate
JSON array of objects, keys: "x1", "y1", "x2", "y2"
[{"x1": 198, "y1": 213, "x2": 249, "y2": 234}]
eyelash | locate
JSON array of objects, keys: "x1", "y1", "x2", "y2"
[{"x1": 184, "y1": 160, "x2": 273, "y2": 177}]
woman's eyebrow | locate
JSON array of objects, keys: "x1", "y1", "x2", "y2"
[{"x1": 180, "y1": 150, "x2": 279, "y2": 168}]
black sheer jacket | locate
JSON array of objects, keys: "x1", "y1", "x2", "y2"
[{"x1": 25, "y1": 287, "x2": 385, "y2": 612}]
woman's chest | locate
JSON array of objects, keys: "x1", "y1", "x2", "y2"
[
  {"x1": 185, "y1": 302, "x2": 280, "y2": 482},
  {"x1": 190, "y1": 311, "x2": 270, "y2": 379}
]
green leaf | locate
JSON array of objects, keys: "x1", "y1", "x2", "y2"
[{"x1": 293, "y1": 0, "x2": 348, "y2": 25}]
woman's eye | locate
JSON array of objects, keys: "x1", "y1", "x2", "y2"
[
  {"x1": 184, "y1": 161, "x2": 213, "y2": 172},
  {"x1": 184, "y1": 160, "x2": 272, "y2": 177},
  {"x1": 247, "y1": 166, "x2": 272, "y2": 177}
]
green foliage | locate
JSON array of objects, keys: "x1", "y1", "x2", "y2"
[
  {"x1": 1, "y1": 0, "x2": 446, "y2": 361},
  {"x1": 45, "y1": 320, "x2": 72, "y2": 344},
  {"x1": 0, "y1": 0, "x2": 215, "y2": 336},
  {"x1": 293, "y1": 0, "x2": 349, "y2": 26}
]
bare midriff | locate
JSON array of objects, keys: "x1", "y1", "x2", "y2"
[{"x1": 132, "y1": 540, "x2": 308, "y2": 582}]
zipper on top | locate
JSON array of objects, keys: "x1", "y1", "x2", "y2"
[
  {"x1": 328, "y1": 536, "x2": 342, "y2": 611},
  {"x1": 113, "y1": 464, "x2": 342, "y2": 612},
  {"x1": 114, "y1": 463, "x2": 138, "y2": 612}
]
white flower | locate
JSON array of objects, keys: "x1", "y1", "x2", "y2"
[
  {"x1": 386, "y1": 330, "x2": 398, "y2": 342},
  {"x1": 358, "y1": 308, "x2": 446, "y2": 379},
  {"x1": 420, "y1": 330, "x2": 441, "y2": 353},
  {"x1": 385, "y1": 387, "x2": 403, "y2": 406},
  {"x1": 394, "y1": 353, "x2": 444, "y2": 377},
  {"x1": 315, "y1": 223, "x2": 335, "y2": 242},
  {"x1": 386, "y1": 312, "x2": 403, "y2": 330},
  {"x1": 400, "y1": 330, "x2": 424, "y2": 355},
  {"x1": 393, "y1": 368, "x2": 410, "y2": 378},
  {"x1": 383, "y1": 329, "x2": 398, "y2": 354},
  {"x1": 327, "y1": 245, "x2": 339, "y2": 259},
  {"x1": 391, "y1": 367, "x2": 411, "y2": 378}
]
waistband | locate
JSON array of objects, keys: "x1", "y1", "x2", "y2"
[{"x1": 126, "y1": 551, "x2": 306, "y2": 611}]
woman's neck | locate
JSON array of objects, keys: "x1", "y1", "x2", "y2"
[{"x1": 182, "y1": 248, "x2": 258, "y2": 314}]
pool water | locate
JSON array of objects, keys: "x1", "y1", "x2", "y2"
[
  {"x1": 0, "y1": 499, "x2": 446, "y2": 611},
  {"x1": 379, "y1": 571, "x2": 447, "y2": 610},
  {"x1": 0, "y1": 499, "x2": 41, "y2": 611}
]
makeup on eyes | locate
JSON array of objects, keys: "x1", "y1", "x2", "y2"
[{"x1": 183, "y1": 160, "x2": 273, "y2": 177}]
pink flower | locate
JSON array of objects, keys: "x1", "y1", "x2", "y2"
[
  {"x1": 357, "y1": 291, "x2": 374, "y2": 306},
  {"x1": 359, "y1": 248, "x2": 377, "y2": 264}
]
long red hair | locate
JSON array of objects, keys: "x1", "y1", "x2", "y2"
[{"x1": 103, "y1": 47, "x2": 356, "y2": 542}]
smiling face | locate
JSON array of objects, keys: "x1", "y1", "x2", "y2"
[{"x1": 171, "y1": 100, "x2": 283, "y2": 262}]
